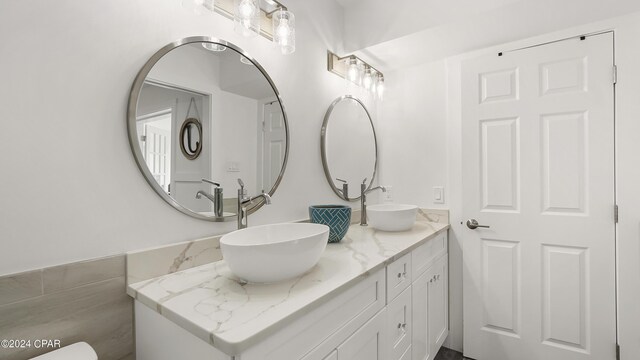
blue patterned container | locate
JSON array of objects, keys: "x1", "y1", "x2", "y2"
[{"x1": 309, "y1": 205, "x2": 352, "y2": 243}]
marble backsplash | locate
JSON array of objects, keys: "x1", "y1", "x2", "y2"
[
  {"x1": 126, "y1": 208, "x2": 449, "y2": 285},
  {"x1": 0, "y1": 255, "x2": 133, "y2": 360}
]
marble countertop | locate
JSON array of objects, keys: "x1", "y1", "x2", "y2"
[{"x1": 127, "y1": 220, "x2": 449, "y2": 356}]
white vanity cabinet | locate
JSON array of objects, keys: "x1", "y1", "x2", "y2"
[
  {"x1": 307, "y1": 232, "x2": 449, "y2": 360},
  {"x1": 412, "y1": 232, "x2": 449, "y2": 360},
  {"x1": 133, "y1": 227, "x2": 449, "y2": 360}
]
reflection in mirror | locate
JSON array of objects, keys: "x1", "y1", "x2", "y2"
[
  {"x1": 321, "y1": 96, "x2": 377, "y2": 201},
  {"x1": 128, "y1": 38, "x2": 289, "y2": 221}
]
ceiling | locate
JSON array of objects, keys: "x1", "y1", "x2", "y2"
[{"x1": 337, "y1": 0, "x2": 640, "y2": 70}]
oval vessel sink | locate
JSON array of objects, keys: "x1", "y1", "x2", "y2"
[
  {"x1": 220, "y1": 223, "x2": 330, "y2": 283},
  {"x1": 367, "y1": 204, "x2": 418, "y2": 232}
]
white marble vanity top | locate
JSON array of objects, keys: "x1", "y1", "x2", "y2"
[{"x1": 127, "y1": 220, "x2": 449, "y2": 356}]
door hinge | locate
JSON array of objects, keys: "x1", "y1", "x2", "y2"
[
  {"x1": 613, "y1": 65, "x2": 618, "y2": 85},
  {"x1": 616, "y1": 343, "x2": 620, "y2": 360},
  {"x1": 140, "y1": 135, "x2": 146, "y2": 142},
  {"x1": 614, "y1": 205, "x2": 619, "y2": 223}
]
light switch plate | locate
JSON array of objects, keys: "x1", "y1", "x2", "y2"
[
  {"x1": 226, "y1": 161, "x2": 240, "y2": 172},
  {"x1": 433, "y1": 186, "x2": 444, "y2": 204}
]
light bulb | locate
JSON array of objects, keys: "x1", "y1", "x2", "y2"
[
  {"x1": 234, "y1": 0, "x2": 260, "y2": 37},
  {"x1": 238, "y1": 0, "x2": 255, "y2": 17},
  {"x1": 276, "y1": 19, "x2": 290, "y2": 39},
  {"x1": 346, "y1": 58, "x2": 359, "y2": 84},
  {"x1": 362, "y1": 68, "x2": 373, "y2": 90}
]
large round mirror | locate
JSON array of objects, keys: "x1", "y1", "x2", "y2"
[
  {"x1": 127, "y1": 37, "x2": 289, "y2": 221},
  {"x1": 321, "y1": 96, "x2": 377, "y2": 201}
]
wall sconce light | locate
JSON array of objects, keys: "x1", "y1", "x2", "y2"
[
  {"x1": 327, "y1": 51, "x2": 385, "y2": 100},
  {"x1": 184, "y1": 0, "x2": 296, "y2": 55},
  {"x1": 234, "y1": 0, "x2": 261, "y2": 37}
]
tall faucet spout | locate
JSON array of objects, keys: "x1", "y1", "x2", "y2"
[{"x1": 360, "y1": 181, "x2": 386, "y2": 226}]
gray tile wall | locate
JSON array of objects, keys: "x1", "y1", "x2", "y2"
[{"x1": 0, "y1": 255, "x2": 133, "y2": 360}]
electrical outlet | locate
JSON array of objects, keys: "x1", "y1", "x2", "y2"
[
  {"x1": 383, "y1": 186, "x2": 393, "y2": 202},
  {"x1": 433, "y1": 186, "x2": 444, "y2": 204}
]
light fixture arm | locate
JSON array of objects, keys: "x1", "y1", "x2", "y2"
[{"x1": 264, "y1": 0, "x2": 288, "y2": 17}]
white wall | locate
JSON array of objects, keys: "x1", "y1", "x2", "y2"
[
  {"x1": 378, "y1": 59, "x2": 460, "y2": 350},
  {"x1": 382, "y1": 11, "x2": 640, "y2": 356},
  {"x1": 0, "y1": 0, "x2": 351, "y2": 275},
  {"x1": 378, "y1": 60, "x2": 448, "y2": 209}
]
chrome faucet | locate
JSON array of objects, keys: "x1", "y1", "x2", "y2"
[
  {"x1": 237, "y1": 178, "x2": 271, "y2": 229},
  {"x1": 196, "y1": 179, "x2": 224, "y2": 217},
  {"x1": 336, "y1": 178, "x2": 349, "y2": 200},
  {"x1": 360, "y1": 178, "x2": 386, "y2": 226}
]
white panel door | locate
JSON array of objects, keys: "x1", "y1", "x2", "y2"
[
  {"x1": 144, "y1": 124, "x2": 171, "y2": 193},
  {"x1": 260, "y1": 102, "x2": 286, "y2": 192},
  {"x1": 462, "y1": 33, "x2": 616, "y2": 360}
]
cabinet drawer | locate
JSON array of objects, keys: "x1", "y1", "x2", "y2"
[
  {"x1": 412, "y1": 232, "x2": 447, "y2": 277},
  {"x1": 244, "y1": 269, "x2": 386, "y2": 360},
  {"x1": 386, "y1": 252, "x2": 412, "y2": 303},
  {"x1": 387, "y1": 286, "x2": 412, "y2": 360}
]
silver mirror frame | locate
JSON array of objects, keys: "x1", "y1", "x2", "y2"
[
  {"x1": 127, "y1": 36, "x2": 290, "y2": 221},
  {"x1": 320, "y1": 95, "x2": 378, "y2": 202}
]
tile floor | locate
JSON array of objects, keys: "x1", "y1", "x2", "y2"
[{"x1": 435, "y1": 347, "x2": 474, "y2": 360}]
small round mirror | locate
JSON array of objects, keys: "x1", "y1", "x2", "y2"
[
  {"x1": 127, "y1": 37, "x2": 289, "y2": 221},
  {"x1": 321, "y1": 96, "x2": 378, "y2": 201}
]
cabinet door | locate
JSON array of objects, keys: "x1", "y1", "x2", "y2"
[
  {"x1": 337, "y1": 309, "x2": 387, "y2": 360},
  {"x1": 412, "y1": 270, "x2": 431, "y2": 360},
  {"x1": 387, "y1": 286, "x2": 412, "y2": 360},
  {"x1": 428, "y1": 256, "x2": 448, "y2": 357}
]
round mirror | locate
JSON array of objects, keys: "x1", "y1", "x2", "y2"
[
  {"x1": 321, "y1": 96, "x2": 378, "y2": 201},
  {"x1": 127, "y1": 37, "x2": 289, "y2": 221}
]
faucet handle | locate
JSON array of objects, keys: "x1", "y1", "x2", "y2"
[
  {"x1": 202, "y1": 178, "x2": 220, "y2": 187},
  {"x1": 237, "y1": 178, "x2": 244, "y2": 188},
  {"x1": 362, "y1": 177, "x2": 368, "y2": 185},
  {"x1": 336, "y1": 178, "x2": 347, "y2": 184}
]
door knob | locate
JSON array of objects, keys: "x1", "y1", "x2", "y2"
[{"x1": 466, "y1": 219, "x2": 490, "y2": 230}]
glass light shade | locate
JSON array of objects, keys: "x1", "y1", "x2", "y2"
[
  {"x1": 273, "y1": 9, "x2": 296, "y2": 55},
  {"x1": 362, "y1": 68, "x2": 373, "y2": 91},
  {"x1": 202, "y1": 43, "x2": 226, "y2": 52},
  {"x1": 201, "y1": 0, "x2": 215, "y2": 11},
  {"x1": 240, "y1": 55, "x2": 253, "y2": 65},
  {"x1": 234, "y1": 0, "x2": 260, "y2": 37},
  {"x1": 346, "y1": 58, "x2": 360, "y2": 85},
  {"x1": 370, "y1": 71, "x2": 378, "y2": 93},
  {"x1": 183, "y1": 0, "x2": 215, "y2": 15},
  {"x1": 376, "y1": 76, "x2": 385, "y2": 100}
]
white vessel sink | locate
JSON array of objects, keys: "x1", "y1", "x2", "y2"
[
  {"x1": 220, "y1": 223, "x2": 330, "y2": 283},
  {"x1": 367, "y1": 204, "x2": 418, "y2": 232}
]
